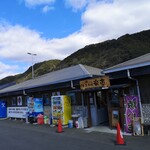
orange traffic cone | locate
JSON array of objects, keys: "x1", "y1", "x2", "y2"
[
  {"x1": 56, "y1": 118, "x2": 63, "y2": 133},
  {"x1": 115, "y1": 123, "x2": 126, "y2": 145}
]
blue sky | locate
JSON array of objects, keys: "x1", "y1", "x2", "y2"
[
  {"x1": 0, "y1": 0, "x2": 82, "y2": 38},
  {"x1": 0, "y1": 0, "x2": 150, "y2": 80}
]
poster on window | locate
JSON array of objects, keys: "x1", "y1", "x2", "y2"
[
  {"x1": 17, "y1": 96, "x2": 22, "y2": 106},
  {"x1": 125, "y1": 95, "x2": 140, "y2": 133},
  {"x1": 27, "y1": 97, "x2": 43, "y2": 116}
]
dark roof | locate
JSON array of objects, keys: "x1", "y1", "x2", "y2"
[
  {"x1": 104, "y1": 53, "x2": 150, "y2": 73},
  {"x1": 0, "y1": 64, "x2": 103, "y2": 94}
]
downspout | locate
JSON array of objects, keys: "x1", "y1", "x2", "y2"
[
  {"x1": 23, "y1": 89, "x2": 27, "y2": 95},
  {"x1": 71, "y1": 80, "x2": 75, "y2": 89},
  {"x1": 127, "y1": 69, "x2": 143, "y2": 123}
]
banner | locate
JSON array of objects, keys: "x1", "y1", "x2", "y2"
[
  {"x1": 125, "y1": 95, "x2": 140, "y2": 133},
  {"x1": 0, "y1": 101, "x2": 7, "y2": 118},
  {"x1": 7, "y1": 107, "x2": 28, "y2": 118}
]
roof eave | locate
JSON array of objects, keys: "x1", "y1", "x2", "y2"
[
  {"x1": 104, "y1": 62, "x2": 150, "y2": 74},
  {"x1": 0, "y1": 74, "x2": 94, "y2": 95}
]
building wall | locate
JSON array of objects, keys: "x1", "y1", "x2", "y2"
[
  {"x1": 138, "y1": 75, "x2": 150, "y2": 104},
  {"x1": 3, "y1": 95, "x2": 27, "y2": 107},
  {"x1": 2, "y1": 87, "x2": 83, "y2": 108}
]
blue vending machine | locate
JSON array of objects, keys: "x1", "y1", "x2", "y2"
[{"x1": 0, "y1": 101, "x2": 7, "y2": 118}]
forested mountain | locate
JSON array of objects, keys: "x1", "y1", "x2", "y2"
[
  {"x1": 0, "y1": 29, "x2": 150, "y2": 87},
  {"x1": 57, "y1": 29, "x2": 150, "y2": 69}
]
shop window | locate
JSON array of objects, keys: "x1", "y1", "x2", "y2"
[
  {"x1": 89, "y1": 92, "x2": 94, "y2": 105},
  {"x1": 129, "y1": 86, "x2": 137, "y2": 95},
  {"x1": 97, "y1": 91, "x2": 102, "y2": 100},
  {"x1": 43, "y1": 94, "x2": 51, "y2": 106},
  {"x1": 17, "y1": 96, "x2": 22, "y2": 106},
  {"x1": 97, "y1": 91, "x2": 107, "y2": 108},
  {"x1": 25, "y1": 96, "x2": 29, "y2": 106},
  {"x1": 12, "y1": 97, "x2": 17, "y2": 106},
  {"x1": 110, "y1": 90, "x2": 120, "y2": 107},
  {"x1": 66, "y1": 92, "x2": 76, "y2": 105},
  {"x1": 52, "y1": 91, "x2": 60, "y2": 96}
]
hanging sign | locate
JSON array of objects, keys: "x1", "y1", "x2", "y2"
[
  {"x1": 124, "y1": 95, "x2": 140, "y2": 133},
  {"x1": 80, "y1": 76, "x2": 110, "y2": 90}
]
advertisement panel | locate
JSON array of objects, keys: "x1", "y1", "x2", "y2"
[
  {"x1": 27, "y1": 97, "x2": 43, "y2": 116},
  {"x1": 125, "y1": 95, "x2": 140, "y2": 133},
  {"x1": 7, "y1": 107, "x2": 28, "y2": 118}
]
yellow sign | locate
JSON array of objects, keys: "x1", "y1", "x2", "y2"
[{"x1": 80, "y1": 76, "x2": 110, "y2": 90}]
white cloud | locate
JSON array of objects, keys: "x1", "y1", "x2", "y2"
[
  {"x1": 81, "y1": 0, "x2": 150, "y2": 41},
  {"x1": 24, "y1": 0, "x2": 55, "y2": 7},
  {"x1": 0, "y1": 62, "x2": 19, "y2": 79},
  {"x1": 65, "y1": 0, "x2": 150, "y2": 41},
  {"x1": 42, "y1": 5, "x2": 54, "y2": 13},
  {"x1": 65, "y1": 0, "x2": 88, "y2": 10},
  {"x1": 0, "y1": 23, "x2": 63, "y2": 61},
  {"x1": 0, "y1": 23, "x2": 92, "y2": 62},
  {"x1": 0, "y1": 23, "x2": 93, "y2": 79}
]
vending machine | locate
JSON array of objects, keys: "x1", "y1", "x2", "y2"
[{"x1": 51, "y1": 95, "x2": 71, "y2": 125}]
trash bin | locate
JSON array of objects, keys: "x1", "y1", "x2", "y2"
[
  {"x1": 25, "y1": 112, "x2": 29, "y2": 123},
  {"x1": 78, "y1": 117, "x2": 84, "y2": 128},
  {"x1": 83, "y1": 117, "x2": 88, "y2": 128},
  {"x1": 28, "y1": 115, "x2": 36, "y2": 124},
  {"x1": 37, "y1": 114, "x2": 44, "y2": 124},
  {"x1": 49, "y1": 116, "x2": 52, "y2": 125},
  {"x1": 44, "y1": 116, "x2": 49, "y2": 124},
  {"x1": 68, "y1": 120, "x2": 73, "y2": 128}
]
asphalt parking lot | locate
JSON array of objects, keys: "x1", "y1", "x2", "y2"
[{"x1": 0, "y1": 119, "x2": 150, "y2": 150}]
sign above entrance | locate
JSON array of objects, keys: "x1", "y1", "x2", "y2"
[{"x1": 80, "y1": 76, "x2": 110, "y2": 90}]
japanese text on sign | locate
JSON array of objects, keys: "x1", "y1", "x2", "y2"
[
  {"x1": 7, "y1": 107, "x2": 28, "y2": 118},
  {"x1": 80, "y1": 76, "x2": 110, "y2": 90}
]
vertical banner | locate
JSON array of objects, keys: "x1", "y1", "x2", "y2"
[
  {"x1": 34, "y1": 98, "x2": 43, "y2": 116},
  {"x1": 125, "y1": 95, "x2": 140, "y2": 133},
  {"x1": 0, "y1": 101, "x2": 7, "y2": 118},
  {"x1": 27, "y1": 97, "x2": 34, "y2": 115}
]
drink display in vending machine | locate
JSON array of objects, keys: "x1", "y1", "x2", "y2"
[{"x1": 51, "y1": 95, "x2": 71, "y2": 125}]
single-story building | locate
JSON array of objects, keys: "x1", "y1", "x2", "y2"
[
  {"x1": 0, "y1": 53, "x2": 149, "y2": 134},
  {"x1": 0, "y1": 64, "x2": 108, "y2": 127}
]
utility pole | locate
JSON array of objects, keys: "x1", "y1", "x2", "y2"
[{"x1": 27, "y1": 52, "x2": 37, "y2": 79}]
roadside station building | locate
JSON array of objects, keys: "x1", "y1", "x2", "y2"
[
  {"x1": 0, "y1": 53, "x2": 149, "y2": 134},
  {"x1": 0, "y1": 64, "x2": 107, "y2": 127}
]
